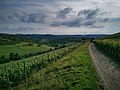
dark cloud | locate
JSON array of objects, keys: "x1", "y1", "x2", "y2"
[
  {"x1": 19, "y1": 13, "x2": 48, "y2": 23},
  {"x1": 90, "y1": 25, "x2": 104, "y2": 28},
  {"x1": 61, "y1": 18, "x2": 81, "y2": 27},
  {"x1": 0, "y1": 12, "x2": 48, "y2": 24},
  {"x1": 0, "y1": 13, "x2": 19, "y2": 23},
  {"x1": 100, "y1": 18, "x2": 109, "y2": 22},
  {"x1": 57, "y1": 7, "x2": 73, "y2": 19},
  {"x1": 0, "y1": 26, "x2": 35, "y2": 34},
  {"x1": 50, "y1": 18, "x2": 81, "y2": 27},
  {"x1": 77, "y1": 8, "x2": 100, "y2": 19},
  {"x1": 50, "y1": 18, "x2": 96, "y2": 27},
  {"x1": 50, "y1": 21, "x2": 61, "y2": 26},
  {"x1": 86, "y1": 8, "x2": 100, "y2": 19},
  {"x1": 51, "y1": 8, "x2": 103, "y2": 28}
]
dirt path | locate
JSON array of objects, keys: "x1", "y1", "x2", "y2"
[{"x1": 89, "y1": 43, "x2": 120, "y2": 90}]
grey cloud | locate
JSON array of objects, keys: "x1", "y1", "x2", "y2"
[
  {"x1": 86, "y1": 8, "x2": 100, "y2": 19},
  {"x1": 0, "y1": 13, "x2": 19, "y2": 23},
  {"x1": 50, "y1": 18, "x2": 81, "y2": 27},
  {"x1": 50, "y1": 18, "x2": 96, "y2": 27},
  {"x1": 100, "y1": 18, "x2": 109, "y2": 22},
  {"x1": 82, "y1": 20, "x2": 96, "y2": 26},
  {"x1": 78, "y1": 8, "x2": 100, "y2": 19},
  {"x1": 0, "y1": 25, "x2": 34, "y2": 34},
  {"x1": 57, "y1": 7, "x2": 72, "y2": 19},
  {"x1": 51, "y1": 8, "x2": 103, "y2": 28},
  {"x1": 50, "y1": 21, "x2": 61, "y2": 26},
  {"x1": 0, "y1": 12, "x2": 48, "y2": 24},
  {"x1": 109, "y1": 18, "x2": 120, "y2": 23},
  {"x1": 90, "y1": 25, "x2": 104, "y2": 28},
  {"x1": 18, "y1": 13, "x2": 48, "y2": 23},
  {"x1": 61, "y1": 18, "x2": 81, "y2": 27}
]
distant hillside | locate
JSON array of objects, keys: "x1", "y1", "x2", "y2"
[
  {"x1": 22, "y1": 34, "x2": 107, "y2": 40},
  {"x1": 0, "y1": 33, "x2": 108, "y2": 45},
  {"x1": 22, "y1": 34, "x2": 56, "y2": 40},
  {"x1": 0, "y1": 33, "x2": 31, "y2": 45}
]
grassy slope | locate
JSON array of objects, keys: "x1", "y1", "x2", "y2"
[
  {"x1": 97, "y1": 32, "x2": 120, "y2": 44},
  {"x1": 13, "y1": 43, "x2": 101, "y2": 90},
  {"x1": 0, "y1": 43, "x2": 53, "y2": 57}
]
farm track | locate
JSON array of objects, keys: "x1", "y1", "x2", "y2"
[{"x1": 89, "y1": 43, "x2": 120, "y2": 90}]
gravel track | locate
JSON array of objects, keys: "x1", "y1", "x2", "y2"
[{"x1": 89, "y1": 43, "x2": 120, "y2": 90}]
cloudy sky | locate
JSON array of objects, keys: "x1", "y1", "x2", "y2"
[{"x1": 0, "y1": 0, "x2": 120, "y2": 34}]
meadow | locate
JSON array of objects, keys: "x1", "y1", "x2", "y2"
[{"x1": 0, "y1": 42, "x2": 53, "y2": 57}]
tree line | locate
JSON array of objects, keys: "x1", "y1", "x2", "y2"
[{"x1": 0, "y1": 33, "x2": 32, "y2": 45}]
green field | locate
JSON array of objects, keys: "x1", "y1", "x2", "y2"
[
  {"x1": 12, "y1": 43, "x2": 101, "y2": 90},
  {"x1": 0, "y1": 42, "x2": 53, "y2": 57}
]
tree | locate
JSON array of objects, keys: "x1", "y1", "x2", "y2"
[
  {"x1": 90, "y1": 38, "x2": 94, "y2": 42},
  {"x1": 0, "y1": 55, "x2": 10, "y2": 63},
  {"x1": 81, "y1": 37, "x2": 86, "y2": 42},
  {"x1": 9, "y1": 52, "x2": 15, "y2": 61},
  {"x1": 14, "y1": 53, "x2": 21, "y2": 60},
  {"x1": 0, "y1": 55, "x2": 6, "y2": 63}
]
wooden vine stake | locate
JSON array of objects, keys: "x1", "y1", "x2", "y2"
[{"x1": 23, "y1": 61, "x2": 27, "y2": 83}]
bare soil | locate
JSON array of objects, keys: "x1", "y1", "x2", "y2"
[{"x1": 89, "y1": 43, "x2": 120, "y2": 90}]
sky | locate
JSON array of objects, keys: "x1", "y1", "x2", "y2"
[{"x1": 0, "y1": 0, "x2": 120, "y2": 35}]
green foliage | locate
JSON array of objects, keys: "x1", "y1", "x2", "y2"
[
  {"x1": 12, "y1": 43, "x2": 101, "y2": 90},
  {"x1": 14, "y1": 53, "x2": 22, "y2": 60},
  {"x1": 0, "y1": 45, "x2": 79, "y2": 89},
  {"x1": 0, "y1": 55, "x2": 10, "y2": 63},
  {"x1": 0, "y1": 33, "x2": 31, "y2": 45},
  {"x1": 94, "y1": 41, "x2": 120, "y2": 62},
  {"x1": 94, "y1": 32, "x2": 120, "y2": 62},
  {"x1": 9, "y1": 52, "x2": 15, "y2": 61}
]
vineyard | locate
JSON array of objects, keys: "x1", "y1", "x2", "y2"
[
  {"x1": 0, "y1": 0, "x2": 120, "y2": 89},
  {"x1": 1, "y1": 33, "x2": 120, "y2": 90},
  {"x1": 0, "y1": 44, "x2": 80, "y2": 89},
  {"x1": 93, "y1": 33, "x2": 120, "y2": 62},
  {"x1": 12, "y1": 43, "x2": 101, "y2": 90}
]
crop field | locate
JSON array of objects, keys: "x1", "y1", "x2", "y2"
[
  {"x1": 0, "y1": 44, "x2": 80, "y2": 89},
  {"x1": 0, "y1": 42, "x2": 53, "y2": 57},
  {"x1": 25, "y1": 43, "x2": 101, "y2": 90}
]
